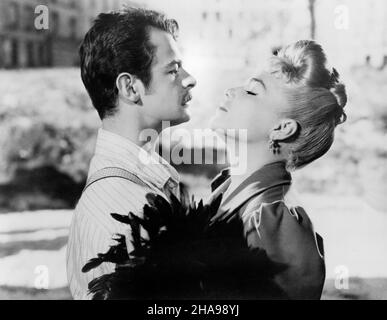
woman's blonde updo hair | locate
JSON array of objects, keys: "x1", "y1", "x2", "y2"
[{"x1": 270, "y1": 40, "x2": 347, "y2": 170}]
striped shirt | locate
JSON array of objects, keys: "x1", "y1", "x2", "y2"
[{"x1": 66, "y1": 128, "x2": 180, "y2": 300}]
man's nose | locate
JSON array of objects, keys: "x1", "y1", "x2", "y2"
[{"x1": 181, "y1": 69, "x2": 197, "y2": 89}]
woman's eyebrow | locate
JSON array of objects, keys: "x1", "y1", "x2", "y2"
[{"x1": 250, "y1": 77, "x2": 266, "y2": 90}]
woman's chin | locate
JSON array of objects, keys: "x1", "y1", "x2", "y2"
[
  {"x1": 213, "y1": 127, "x2": 226, "y2": 135},
  {"x1": 209, "y1": 116, "x2": 223, "y2": 129},
  {"x1": 210, "y1": 114, "x2": 225, "y2": 130}
]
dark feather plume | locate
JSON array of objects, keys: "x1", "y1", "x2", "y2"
[{"x1": 82, "y1": 183, "x2": 286, "y2": 299}]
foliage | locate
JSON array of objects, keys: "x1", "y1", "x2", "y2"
[{"x1": 0, "y1": 69, "x2": 99, "y2": 183}]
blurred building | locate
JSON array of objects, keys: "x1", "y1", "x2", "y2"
[
  {"x1": 142, "y1": 0, "x2": 312, "y2": 67},
  {"x1": 1, "y1": 0, "x2": 386, "y2": 69},
  {"x1": 0, "y1": 0, "x2": 137, "y2": 68},
  {"x1": 77, "y1": 0, "x2": 140, "y2": 42},
  {"x1": 315, "y1": 0, "x2": 387, "y2": 68},
  {"x1": 142, "y1": 0, "x2": 387, "y2": 69},
  {"x1": 0, "y1": 0, "x2": 79, "y2": 68}
]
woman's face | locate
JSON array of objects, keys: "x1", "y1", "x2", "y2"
[{"x1": 210, "y1": 71, "x2": 291, "y2": 142}]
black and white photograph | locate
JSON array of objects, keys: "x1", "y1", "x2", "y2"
[{"x1": 0, "y1": 0, "x2": 386, "y2": 302}]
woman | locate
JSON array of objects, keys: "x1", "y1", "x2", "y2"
[{"x1": 209, "y1": 40, "x2": 348, "y2": 299}]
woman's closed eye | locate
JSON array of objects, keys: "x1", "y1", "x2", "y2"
[
  {"x1": 244, "y1": 83, "x2": 259, "y2": 96},
  {"x1": 244, "y1": 78, "x2": 264, "y2": 96},
  {"x1": 246, "y1": 90, "x2": 257, "y2": 96}
]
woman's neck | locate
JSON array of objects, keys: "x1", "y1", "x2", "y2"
[
  {"x1": 229, "y1": 140, "x2": 284, "y2": 178},
  {"x1": 222, "y1": 140, "x2": 286, "y2": 201}
]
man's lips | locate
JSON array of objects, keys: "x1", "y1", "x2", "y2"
[
  {"x1": 182, "y1": 92, "x2": 192, "y2": 105},
  {"x1": 218, "y1": 105, "x2": 228, "y2": 112}
]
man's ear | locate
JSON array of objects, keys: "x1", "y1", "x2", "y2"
[
  {"x1": 269, "y1": 118, "x2": 299, "y2": 141},
  {"x1": 116, "y1": 73, "x2": 141, "y2": 104}
]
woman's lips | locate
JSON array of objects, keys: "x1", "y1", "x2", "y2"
[{"x1": 218, "y1": 106, "x2": 228, "y2": 112}]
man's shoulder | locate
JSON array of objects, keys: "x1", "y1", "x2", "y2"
[{"x1": 81, "y1": 176, "x2": 153, "y2": 208}]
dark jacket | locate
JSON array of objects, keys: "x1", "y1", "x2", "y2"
[{"x1": 209, "y1": 161, "x2": 325, "y2": 300}]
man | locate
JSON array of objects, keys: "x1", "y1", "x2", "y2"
[{"x1": 66, "y1": 7, "x2": 196, "y2": 299}]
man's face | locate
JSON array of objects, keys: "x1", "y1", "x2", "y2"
[{"x1": 140, "y1": 28, "x2": 196, "y2": 126}]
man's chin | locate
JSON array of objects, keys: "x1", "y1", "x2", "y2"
[{"x1": 169, "y1": 112, "x2": 190, "y2": 126}]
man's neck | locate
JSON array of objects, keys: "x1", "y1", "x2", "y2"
[{"x1": 101, "y1": 115, "x2": 161, "y2": 150}]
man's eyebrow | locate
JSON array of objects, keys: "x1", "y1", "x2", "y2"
[
  {"x1": 165, "y1": 59, "x2": 182, "y2": 68},
  {"x1": 251, "y1": 77, "x2": 266, "y2": 90}
]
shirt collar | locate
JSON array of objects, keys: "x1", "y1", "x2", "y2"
[{"x1": 95, "y1": 128, "x2": 179, "y2": 189}]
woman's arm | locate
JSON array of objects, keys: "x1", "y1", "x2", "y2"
[{"x1": 243, "y1": 201, "x2": 325, "y2": 299}]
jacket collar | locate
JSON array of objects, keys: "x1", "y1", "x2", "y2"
[{"x1": 210, "y1": 161, "x2": 292, "y2": 222}]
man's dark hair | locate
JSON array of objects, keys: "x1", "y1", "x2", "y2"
[{"x1": 79, "y1": 7, "x2": 179, "y2": 119}]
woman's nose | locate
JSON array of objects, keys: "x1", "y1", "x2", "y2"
[{"x1": 225, "y1": 88, "x2": 236, "y2": 98}]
